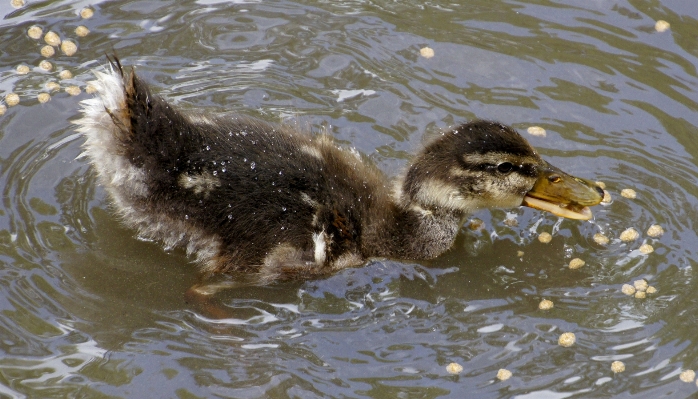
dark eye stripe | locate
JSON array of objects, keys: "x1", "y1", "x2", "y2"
[
  {"x1": 460, "y1": 157, "x2": 539, "y2": 177},
  {"x1": 518, "y1": 164, "x2": 538, "y2": 177},
  {"x1": 485, "y1": 163, "x2": 537, "y2": 177}
]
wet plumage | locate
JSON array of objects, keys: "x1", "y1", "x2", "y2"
[{"x1": 76, "y1": 57, "x2": 602, "y2": 285}]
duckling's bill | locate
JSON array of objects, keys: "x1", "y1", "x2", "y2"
[{"x1": 522, "y1": 163, "x2": 603, "y2": 220}]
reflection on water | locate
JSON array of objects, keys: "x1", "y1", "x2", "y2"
[{"x1": 0, "y1": 0, "x2": 697, "y2": 397}]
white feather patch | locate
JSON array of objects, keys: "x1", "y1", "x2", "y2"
[{"x1": 312, "y1": 231, "x2": 327, "y2": 265}]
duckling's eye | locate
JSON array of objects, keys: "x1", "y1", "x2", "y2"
[{"x1": 497, "y1": 162, "x2": 514, "y2": 174}]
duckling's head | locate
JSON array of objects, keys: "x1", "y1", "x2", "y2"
[{"x1": 401, "y1": 120, "x2": 603, "y2": 219}]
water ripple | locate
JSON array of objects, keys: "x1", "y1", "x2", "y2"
[{"x1": 0, "y1": 0, "x2": 697, "y2": 397}]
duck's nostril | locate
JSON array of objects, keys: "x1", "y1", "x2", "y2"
[{"x1": 595, "y1": 186, "x2": 605, "y2": 197}]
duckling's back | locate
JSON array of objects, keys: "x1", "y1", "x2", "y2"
[{"x1": 76, "y1": 59, "x2": 392, "y2": 283}]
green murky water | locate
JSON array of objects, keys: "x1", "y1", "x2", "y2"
[{"x1": 0, "y1": 1, "x2": 697, "y2": 397}]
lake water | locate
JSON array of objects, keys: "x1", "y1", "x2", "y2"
[{"x1": 1, "y1": 1, "x2": 697, "y2": 398}]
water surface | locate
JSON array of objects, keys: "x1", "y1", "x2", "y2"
[{"x1": 0, "y1": 1, "x2": 697, "y2": 398}]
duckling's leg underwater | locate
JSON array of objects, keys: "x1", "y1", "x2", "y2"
[{"x1": 75, "y1": 57, "x2": 603, "y2": 287}]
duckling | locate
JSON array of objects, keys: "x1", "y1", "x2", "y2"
[{"x1": 75, "y1": 57, "x2": 603, "y2": 285}]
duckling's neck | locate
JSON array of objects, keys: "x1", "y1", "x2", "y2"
[
  {"x1": 364, "y1": 190, "x2": 466, "y2": 260},
  {"x1": 398, "y1": 204, "x2": 465, "y2": 259}
]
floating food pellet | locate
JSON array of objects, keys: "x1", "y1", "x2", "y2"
[
  {"x1": 11, "y1": 0, "x2": 24, "y2": 8},
  {"x1": 655, "y1": 20, "x2": 670, "y2": 32},
  {"x1": 468, "y1": 218, "x2": 484, "y2": 230},
  {"x1": 80, "y1": 7, "x2": 95, "y2": 19},
  {"x1": 621, "y1": 284, "x2": 636, "y2": 296},
  {"x1": 633, "y1": 279, "x2": 648, "y2": 292},
  {"x1": 85, "y1": 84, "x2": 98, "y2": 94},
  {"x1": 620, "y1": 189, "x2": 637, "y2": 199},
  {"x1": 527, "y1": 126, "x2": 546, "y2": 137},
  {"x1": 58, "y1": 70, "x2": 73, "y2": 80},
  {"x1": 503, "y1": 218, "x2": 518, "y2": 227},
  {"x1": 40, "y1": 45, "x2": 55, "y2": 58},
  {"x1": 539, "y1": 299, "x2": 553, "y2": 310},
  {"x1": 558, "y1": 332, "x2": 576, "y2": 347},
  {"x1": 646, "y1": 286, "x2": 657, "y2": 294},
  {"x1": 619, "y1": 228, "x2": 639, "y2": 242},
  {"x1": 602, "y1": 190, "x2": 612, "y2": 203},
  {"x1": 46, "y1": 81, "x2": 60, "y2": 92},
  {"x1": 28, "y1": 25, "x2": 43, "y2": 39},
  {"x1": 634, "y1": 291, "x2": 646, "y2": 299},
  {"x1": 446, "y1": 362, "x2": 463, "y2": 374},
  {"x1": 568, "y1": 258, "x2": 585, "y2": 270},
  {"x1": 5, "y1": 93, "x2": 20, "y2": 107},
  {"x1": 595, "y1": 181, "x2": 606, "y2": 189},
  {"x1": 516, "y1": 250, "x2": 524, "y2": 257},
  {"x1": 647, "y1": 225, "x2": 664, "y2": 237},
  {"x1": 40, "y1": 60, "x2": 53, "y2": 71},
  {"x1": 496, "y1": 368, "x2": 512, "y2": 381},
  {"x1": 44, "y1": 31, "x2": 61, "y2": 46},
  {"x1": 538, "y1": 232, "x2": 552, "y2": 243},
  {"x1": 679, "y1": 369, "x2": 695, "y2": 383},
  {"x1": 611, "y1": 361, "x2": 625, "y2": 373},
  {"x1": 61, "y1": 40, "x2": 77, "y2": 56},
  {"x1": 639, "y1": 244, "x2": 654, "y2": 254},
  {"x1": 0, "y1": 104, "x2": 6, "y2": 116},
  {"x1": 419, "y1": 47, "x2": 434, "y2": 59},
  {"x1": 593, "y1": 233, "x2": 610, "y2": 245},
  {"x1": 75, "y1": 25, "x2": 90, "y2": 37},
  {"x1": 16, "y1": 65, "x2": 30, "y2": 74},
  {"x1": 37, "y1": 93, "x2": 51, "y2": 103},
  {"x1": 65, "y1": 86, "x2": 81, "y2": 96}
]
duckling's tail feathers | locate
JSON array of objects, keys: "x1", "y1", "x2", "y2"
[
  {"x1": 105, "y1": 54, "x2": 124, "y2": 78},
  {"x1": 76, "y1": 56, "x2": 132, "y2": 156},
  {"x1": 77, "y1": 55, "x2": 198, "y2": 174}
]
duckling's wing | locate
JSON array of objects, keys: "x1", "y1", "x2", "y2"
[{"x1": 77, "y1": 60, "x2": 385, "y2": 282}]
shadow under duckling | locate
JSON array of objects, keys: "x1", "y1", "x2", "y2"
[{"x1": 75, "y1": 56, "x2": 603, "y2": 290}]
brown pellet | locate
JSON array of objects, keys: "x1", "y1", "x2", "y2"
[
  {"x1": 80, "y1": 7, "x2": 95, "y2": 19},
  {"x1": 75, "y1": 26, "x2": 90, "y2": 37},
  {"x1": 593, "y1": 233, "x2": 610, "y2": 245},
  {"x1": 44, "y1": 31, "x2": 61, "y2": 46},
  {"x1": 647, "y1": 225, "x2": 664, "y2": 237},
  {"x1": 40, "y1": 45, "x2": 56, "y2": 58},
  {"x1": 568, "y1": 258, "x2": 585, "y2": 270},
  {"x1": 538, "y1": 232, "x2": 552, "y2": 243},
  {"x1": 558, "y1": 332, "x2": 575, "y2": 347},
  {"x1": 611, "y1": 361, "x2": 625, "y2": 373},
  {"x1": 61, "y1": 40, "x2": 78, "y2": 56},
  {"x1": 419, "y1": 47, "x2": 434, "y2": 59},
  {"x1": 446, "y1": 362, "x2": 463, "y2": 374},
  {"x1": 527, "y1": 126, "x2": 546, "y2": 137},
  {"x1": 496, "y1": 368, "x2": 512, "y2": 381},
  {"x1": 28, "y1": 25, "x2": 43, "y2": 40},
  {"x1": 5, "y1": 93, "x2": 20, "y2": 106},
  {"x1": 65, "y1": 86, "x2": 81, "y2": 96},
  {"x1": 619, "y1": 228, "x2": 639, "y2": 242}
]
